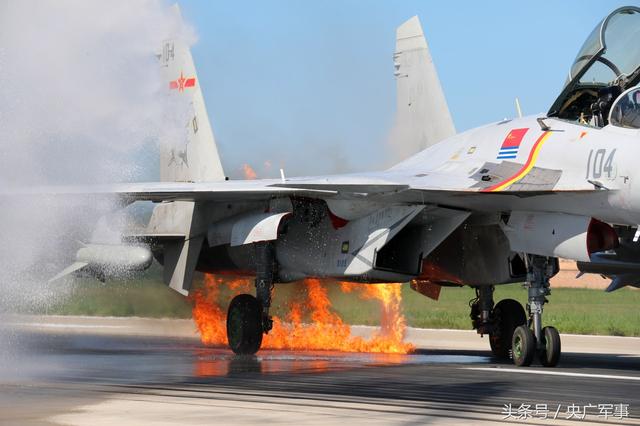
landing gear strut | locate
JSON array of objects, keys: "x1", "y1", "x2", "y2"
[
  {"x1": 512, "y1": 255, "x2": 561, "y2": 367},
  {"x1": 226, "y1": 242, "x2": 276, "y2": 355}
]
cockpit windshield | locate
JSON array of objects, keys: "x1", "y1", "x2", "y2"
[{"x1": 549, "y1": 6, "x2": 640, "y2": 127}]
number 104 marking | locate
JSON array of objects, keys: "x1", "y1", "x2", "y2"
[{"x1": 586, "y1": 148, "x2": 616, "y2": 180}]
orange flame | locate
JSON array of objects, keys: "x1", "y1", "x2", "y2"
[
  {"x1": 242, "y1": 164, "x2": 257, "y2": 180},
  {"x1": 340, "y1": 282, "x2": 411, "y2": 352},
  {"x1": 191, "y1": 275, "x2": 414, "y2": 354}
]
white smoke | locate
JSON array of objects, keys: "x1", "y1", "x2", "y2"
[{"x1": 0, "y1": 0, "x2": 193, "y2": 311}]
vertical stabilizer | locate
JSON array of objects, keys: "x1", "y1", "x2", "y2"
[
  {"x1": 390, "y1": 16, "x2": 455, "y2": 161},
  {"x1": 159, "y1": 6, "x2": 225, "y2": 182},
  {"x1": 149, "y1": 5, "x2": 222, "y2": 295}
]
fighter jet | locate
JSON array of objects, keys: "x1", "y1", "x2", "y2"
[{"x1": 48, "y1": 6, "x2": 640, "y2": 367}]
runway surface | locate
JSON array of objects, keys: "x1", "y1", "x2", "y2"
[{"x1": 0, "y1": 317, "x2": 638, "y2": 425}]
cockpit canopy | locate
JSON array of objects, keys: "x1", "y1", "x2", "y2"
[
  {"x1": 609, "y1": 86, "x2": 640, "y2": 128},
  {"x1": 548, "y1": 6, "x2": 640, "y2": 127}
]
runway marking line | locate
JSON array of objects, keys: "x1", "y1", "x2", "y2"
[{"x1": 464, "y1": 367, "x2": 640, "y2": 381}]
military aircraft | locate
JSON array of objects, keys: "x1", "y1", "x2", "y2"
[{"x1": 48, "y1": 6, "x2": 640, "y2": 367}]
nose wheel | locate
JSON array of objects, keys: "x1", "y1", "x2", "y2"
[
  {"x1": 539, "y1": 326, "x2": 561, "y2": 367},
  {"x1": 511, "y1": 325, "x2": 535, "y2": 366},
  {"x1": 512, "y1": 324, "x2": 561, "y2": 367}
]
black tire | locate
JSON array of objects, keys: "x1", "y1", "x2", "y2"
[
  {"x1": 489, "y1": 299, "x2": 527, "y2": 359},
  {"x1": 512, "y1": 325, "x2": 536, "y2": 367},
  {"x1": 227, "y1": 294, "x2": 263, "y2": 355},
  {"x1": 539, "y1": 326, "x2": 561, "y2": 367}
]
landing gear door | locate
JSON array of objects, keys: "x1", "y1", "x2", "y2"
[{"x1": 337, "y1": 205, "x2": 424, "y2": 277}]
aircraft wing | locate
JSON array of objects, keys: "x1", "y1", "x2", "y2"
[
  {"x1": 12, "y1": 170, "x2": 602, "y2": 213},
  {"x1": 18, "y1": 164, "x2": 607, "y2": 297},
  {"x1": 268, "y1": 171, "x2": 606, "y2": 219},
  {"x1": 10, "y1": 179, "x2": 335, "y2": 203}
]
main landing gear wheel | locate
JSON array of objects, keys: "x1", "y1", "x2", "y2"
[
  {"x1": 225, "y1": 242, "x2": 277, "y2": 355},
  {"x1": 539, "y1": 326, "x2": 561, "y2": 367},
  {"x1": 489, "y1": 299, "x2": 527, "y2": 359},
  {"x1": 227, "y1": 294, "x2": 263, "y2": 355},
  {"x1": 512, "y1": 325, "x2": 536, "y2": 367}
]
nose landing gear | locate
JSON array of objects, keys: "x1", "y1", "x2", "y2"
[
  {"x1": 512, "y1": 255, "x2": 561, "y2": 367},
  {"x1": 226, "y1": 242, "x2": 276, "y2": 355},
  {"x1": 470, "y1": 255, "x2": 561, "y2": 367}
]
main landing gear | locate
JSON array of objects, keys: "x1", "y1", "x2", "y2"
[
  {"x1": 471, "y1": 286, "x2": 527, "y2": 360},
  {"x1": 226, "y1": 242, "x2": 275, "y2": 355},
  {"x1": 470, "y1": 255, "x2": 561, "y2": 367}
]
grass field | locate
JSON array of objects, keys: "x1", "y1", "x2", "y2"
[
  {"x1": 41, "y1": 270, "x2": 640, "y2": 337},
  {"x1": 333, "y1": 285, "x2": 640, "y2": 337}
]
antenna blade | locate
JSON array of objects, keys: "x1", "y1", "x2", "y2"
[{"x1": 515, "y1": 97, "x2": 523, "y2": 118}]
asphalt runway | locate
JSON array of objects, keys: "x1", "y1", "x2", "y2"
[{"x1": 0, "y1": 318, "x2": 639, "y2": 425}]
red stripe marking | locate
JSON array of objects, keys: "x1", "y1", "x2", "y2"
[{"x1": 482, "y1": 131, "x2": 550, "y2": 192}]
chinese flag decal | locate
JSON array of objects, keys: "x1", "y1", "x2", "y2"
[{"x1": 169, "y1": 71, "x2": 196, "y2": 92}]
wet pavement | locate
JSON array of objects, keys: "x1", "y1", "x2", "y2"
[{"x1": 0, "y1": 322, "x2": 639, "y2": 425}]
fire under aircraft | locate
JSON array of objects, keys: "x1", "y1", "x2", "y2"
[{"x1": 50, "y1": 6, "x2": 640, "y2": 367}]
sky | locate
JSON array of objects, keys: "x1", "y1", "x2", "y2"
[{"x1": 176, "y1": 0, "x2": 637, "y2": 178}]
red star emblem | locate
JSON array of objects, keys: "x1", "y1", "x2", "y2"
[{"x1": 169, "y1": 71, "x2": 196, "y2": 92}]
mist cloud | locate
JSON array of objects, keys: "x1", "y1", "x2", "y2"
[{"x1": 0, "y1": 0, "x2": 192, "y2": 310}]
